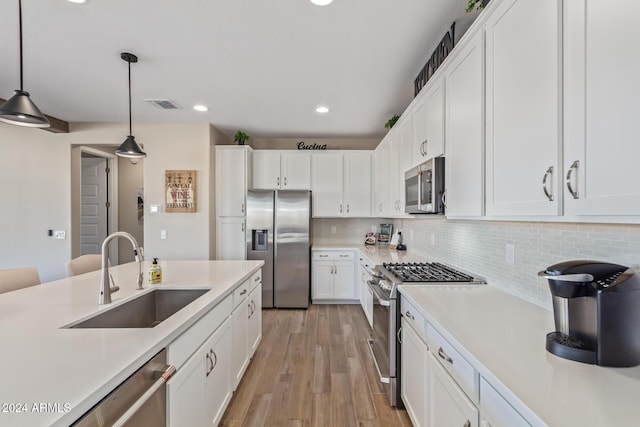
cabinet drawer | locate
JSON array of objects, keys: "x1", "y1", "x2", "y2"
[
  {"x1": 233, "y1": 278, "x2": 252, "y2": 308},
  {"x1": 168, "y1": 294, "x2": 232, "y2": 369},
  {"x1": 427, "y1": 324, "x2": 479, "y2": 404},
  {"x1": 480, "y1": 378, "x2": 531, "y2": 427},
  {"x1": 313, "y1": 251, "x2": 355, "y2": 261},
  {"x1": 249, "y1": 270, "x2": 261, "y2": 291},
  {"x1": 400, "y1": 296, "x2": 427, "y2": 341}
]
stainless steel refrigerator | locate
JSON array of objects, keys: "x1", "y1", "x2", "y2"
[{"x1": 246, "y1": 190, "x2": 311, "y2": 308}]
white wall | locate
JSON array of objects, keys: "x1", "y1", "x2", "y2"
[
  {"x1": 118, "y1": 156, "x2": 144, "y2": 263},
  {"x1": 0, "y1": 124, "x2": 71, "y2": 282}
]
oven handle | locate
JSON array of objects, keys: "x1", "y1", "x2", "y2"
[
  {"x1": 367, "y1": 339, "x2": 390, "y2": 384},
  {"x1": 112, "y1": 364, "x2": 176, "y2": 427},
  {"x1": 367, "y1": 280, "x2": 390, "y2": 307}
]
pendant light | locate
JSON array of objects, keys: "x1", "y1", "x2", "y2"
[
  {"x1": 116, "y1": 52, "x2": 146, "y2": 159},
  {"x1": 0, "y1": 0, "x2": 50, "y2": 128}
]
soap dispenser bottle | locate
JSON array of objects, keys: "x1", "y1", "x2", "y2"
[{"x1": 148, "y1": 258, "x2": 162, "y2": 284}]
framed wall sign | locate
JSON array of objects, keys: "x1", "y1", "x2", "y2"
[{"x1": 165, "y1": 170, "x2": 197, "y2": 213}]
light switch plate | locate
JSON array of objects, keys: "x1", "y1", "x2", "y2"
[
  {"x1": 53, "y1": 230, "x2": 66, "y2": 240},
  {"x1": 160, "y1": 230, "x2": 167, "y2": 240},
  {"x1": 149, "y1": 204, "x2": 162, "y2": 214}
]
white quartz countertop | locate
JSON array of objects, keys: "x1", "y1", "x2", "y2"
[
  {"x1": 312, "y1": 243, "x2": 427, "y2": 265},
  {"x1": 399, "y1": 285, "x2": 640, "y2": 427},
  {"x1": 0, "y1": 260, "x2": 263, "y2": 426}
]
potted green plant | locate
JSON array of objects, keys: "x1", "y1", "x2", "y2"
[
  {"x1": 384, "y1": 114, "x2": 400, "y2": 130},
  {"x1": 466, "y1": 0, "x2": 489, "y2": 13},
  {"x1": 234, "y1": 130, "x2": 249, "y2": 145}
]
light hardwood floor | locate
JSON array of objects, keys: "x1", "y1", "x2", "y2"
[{"x1": 221, "y1": 304, "x2": 413, "y2": 427}]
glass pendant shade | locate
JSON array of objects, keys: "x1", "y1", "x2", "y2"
[{"x1": 116, "y1": 135, "x2": 146, "y2": 158}]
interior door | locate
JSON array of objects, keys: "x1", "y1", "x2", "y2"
[{"x1": 81, "y1": 157, "x2": 108, "y2": 254}]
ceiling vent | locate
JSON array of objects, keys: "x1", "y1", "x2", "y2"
[{"x1": 144, "y1": 99, "x2": 180, "y2": 110}]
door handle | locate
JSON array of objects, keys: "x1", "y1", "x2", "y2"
[
  {"x1": 438, "y1": 347, "x2": 453, "y2": 364},
  {"x1": 566, "y1": 160, "x2": 579, "y2": 199},
  {"x1": 542, "y1": 166, "x2": 554, "y2": 201}
]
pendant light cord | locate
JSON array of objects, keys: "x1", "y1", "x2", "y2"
[
  {"x1": 128, "y1": 59, "x2": 132, "y2": 136},
  {"x1": 18, "y1": 0, "x2": 23, "y2": 91}
]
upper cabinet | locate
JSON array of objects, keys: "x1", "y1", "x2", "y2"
[
  {"x1": 563, "y1": 0, "x2": 640, "y2": 216},
  {"x1": 485, "y1": 0, "x2": 562, "y2": 216},
  {"x1": 215, "y1": 146, "x2": 252, "y2": 217},
  {"x1": 252, "y1": 151, "x2": 311, "y2": 190},
  {"x1": 311, "y1": 152, "x2": 371, "y2": 217},
  {"x1": 412, "y1": 76, "x2": 445, "y2": 168},
  {"x1": 444, "y1": 32, "x2": 484, "y2": 217}
]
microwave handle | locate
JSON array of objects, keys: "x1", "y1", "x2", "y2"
[{"x1": 417, "y1": 169, "x2": 423, "y2": 208}]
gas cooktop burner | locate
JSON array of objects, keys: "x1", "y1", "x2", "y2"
[{"x1": 382, "y1": 262, "x2": 474, "y2": 283}]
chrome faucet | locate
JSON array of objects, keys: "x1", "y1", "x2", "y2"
[{"x1": 99, "y1": 231, "x2": 144, "y2": 304}]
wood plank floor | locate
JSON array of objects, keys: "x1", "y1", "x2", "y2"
[{"x1": 221, "y1": 304, "x2": 413, "y2": 427}]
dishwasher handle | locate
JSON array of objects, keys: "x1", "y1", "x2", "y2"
[{"x1": 112, "y1": 364, "x2": 176, "y2": 427}]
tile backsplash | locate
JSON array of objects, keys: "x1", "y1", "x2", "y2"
[{"x1": 313, "y1": 217, "x2": 640, "y2": 310}]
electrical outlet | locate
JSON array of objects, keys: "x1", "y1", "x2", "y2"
[
  {"x1": 505, "y1": 243, "x2": 515, "y2": 264},
  {"x1": 331, "y1": 226, "x2": 336, "y2": 234},
  {"x1": 160, "y1": 230, "x2": 167, "y2": 240},
  {"x1": 53, "y1": 230, "x2": 66, "y2": 240}
]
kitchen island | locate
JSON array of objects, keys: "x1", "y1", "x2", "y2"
[
  {"x1": 0, "y1": 259, "x2": 263, "y2": 426},
  {"x1": 399, "y1": 285, "x2": 640, "y2": 426}
]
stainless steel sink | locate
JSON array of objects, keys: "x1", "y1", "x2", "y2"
[{"x1": 68, "y1": 289, "x2": 210, "y2": 329}]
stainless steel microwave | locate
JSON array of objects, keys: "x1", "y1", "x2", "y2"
[{"x1": 404, "y1": 157, "x2": 445, "y2": 214}]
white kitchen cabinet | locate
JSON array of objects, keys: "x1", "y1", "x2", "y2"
[
  {"x1": 253, "y1": 151, "x2": 311, "y2": 190},
  {"x1": 485, "y1": 0, "x2": 561, "y2": 216},
  {"x1": 312, "y1": 251, "x2": 356, "y2": 302},
  {"x1": 480, "y1": 378, "x2": 531, "y2": 427},
  {"x1": 311, "y1": 152, "x2": 371, "y2": 217},
  {"x1": 168, "y1": 317, "x2": 232, "y2": 427},
  {"x1": 412, "y1": 76, "x2": 445, "y2": 167},
  {"x1": 215, "y1": 146, "x2": 252, "y2": 217},
  {"x1": 444, "y1": 32, "x2": 484, "y2": 217},
  {"x1": 382, "y1": 128, "x2": 407, "y2": 217},
  {"x1": 248, "y1": 283, "x2": 262, "y2": 354},
  {"x1": 358, "y1": 255, "x2": 374, "y2": 328},
  {"x1": 216, "y1": 217, "x2": 246, "y2": 260},
  {"x1": 374, "y1": 135, "x2": 392, "y2": 216},
  {"x1": 563, "y1": 0, "x2": 640, "y2": 216},
  {"x1": 401, "y1": 318, "x2": 428, "y2": 427},
  {"x1": 428, "y1": 351, "x2": 479, "y2": 427},
  {"x1": 231, "y1": 272, "x2": 262, "y2": 390}
]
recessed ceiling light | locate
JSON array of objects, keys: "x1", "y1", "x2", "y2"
[
  {"x1": 68, "y1": 0, "x2": 88, "y2": 4},
  {"x1": 310, "y1": 0, "x2": 333, "y2": 6},
  {"x1": 193, "y1": 105, "x2": 209, "y2": 112},
  {"x1": 316, "y1": 106, "x2": 330, "y2": 114}
]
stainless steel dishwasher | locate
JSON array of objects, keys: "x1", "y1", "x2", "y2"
[{"x1": 72, "y1": 349, "x2": 175, "y2": 427}]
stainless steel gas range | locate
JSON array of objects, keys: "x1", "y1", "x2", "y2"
[{"x1": 367, "y1": 261, "x2": 484, "y2": 407}]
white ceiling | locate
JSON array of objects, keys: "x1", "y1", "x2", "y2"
[{"x1": 0, "y1": 0, "x2": 477, "y2": 140}]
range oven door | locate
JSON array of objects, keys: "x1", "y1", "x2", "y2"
[{"x1": 367, "y1": 280, "x2": 399, "y2": 406}]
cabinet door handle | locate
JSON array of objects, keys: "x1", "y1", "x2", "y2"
[
  {"x1": 255, "y1": 276, "x2": 260, "y2": 282},
  {"x1": 438, "y1": 347, "x2": 453, "y2": 364},
  {"x1": 566, "y1": 160, "x2": 579, "y2": 199},
  {"x1": 277, "y1": 176, "x2": 280, "y2": 187},
  {"x1": 319, "y1": 254, "x2": 328, "y2": 258},
  {"x1": 542, "y1": 166, "x2": 554, "y2": 202},
  {"x1": 242, "y1": 221, "x2": 245, "y2": 232},
  {"x1": 340, "y1": 204, "x2": 343, "y2": 214},
  {"x1": 252, "y1": 301, "x2": 256, "y2": 313},
  {"x1": 346, "y1": 204, "x2": 350, "y2": 214},
  {"x1": 397, "y1": 326, "x2": 403, "y2": 344},
  {"x1": 241, "y1": 202, "x2": 245, "y2": 213},
  {"x1": 464, "y1": 421, "x2": 471, "y2": 427},
  {"x1": 205, "y1": 352, "x2": 212, "y2": 377},
  {"x1": 248, "y1": 303, "x2": 252, "y2": 318},
  {"x1": 339, "y1": 254, "x2": 349, "y2": 257},
  {"x1": 210, "y1": 349, "x2": 217, "y2": 371},
  {"x1": 240, "y1": 289, "x2": 247, "y2": 295},
  {"x1": 284, "y1": 177, "x2": 287, "y2": 187},
  {"x1": 442, "y1": 190, "x2": 447, "y2": 208},
  {"x1": 405, "y1": 310, "x2": 415, "y2": 320}
]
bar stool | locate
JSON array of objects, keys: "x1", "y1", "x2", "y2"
[{"x1": 0, "y1": 268, "x2": 41, "y2": 294}]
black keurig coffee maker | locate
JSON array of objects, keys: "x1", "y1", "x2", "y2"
[{"x1": 538, "y1": 260, "x2": 640, "y2": 367}]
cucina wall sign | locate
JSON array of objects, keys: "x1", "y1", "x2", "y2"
[{"x1": 297, "y1": 141, "x2": 327, "y2": 150}]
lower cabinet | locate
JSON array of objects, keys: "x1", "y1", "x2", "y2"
[
  {"x1": 168, "y1": 317, "x2": 232, "y2": 427},
  {"x1": 232, "y1": 276, "x2": 263, "y2": 390},
  {"x1": 479, "y1": 378, "x2": 531, "y2": 427},
  {"x1": 312, "y1": 251, "x2": 357, "y2": 302},
  {"x1": 216, "y1": 217, "x2": 246, "y2": 260},
  {"x1": 401, "y1": 318, "x2": 428, "y2": 427},
  {"x1": 428, "y1": 351, "x2": 479, "y2": 427}
]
